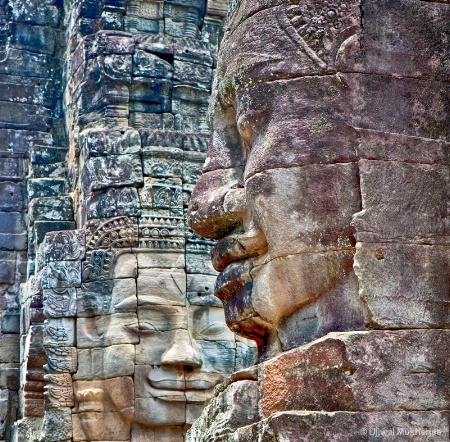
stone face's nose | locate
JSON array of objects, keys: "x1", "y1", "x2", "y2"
[
  {"x1": 188, "y1": 102, "x2": 248, "y2": 240},
  {"x1": 161, "y1": 329, "x2": 202, "y2": 368},
  {"x1": 188, "y1": 166, "x2": 245, "y2": 240}
]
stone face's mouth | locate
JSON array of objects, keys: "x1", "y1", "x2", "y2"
[
  {"x1": 148, "y1": 379, "x2": 185, "y2": 390},
  {"x1": 214, "y1": 260, "x2": 253, "y2": 303},
  {"x1": 146, "y1": 382, "x2": 186, "y2": 402},
  {"x1": 214, "y1": 260, "x2": 259, "y2": 337},
  {"x1": 214, "y1": 259, "x2": 274, "y2": 356},
  {"x1": 148, "y1": 378, "x2": 215, "y2": 391},
  {"x1": 147, "y1": 373, "x2": 222, "y2": 402}
]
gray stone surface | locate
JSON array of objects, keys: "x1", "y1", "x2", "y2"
[
  {"x1": 82, "y1": 154, "x2": 144, "y2": 192},
  {"x1": 74, "y1": 345, "x2": 136, "y2": 380},
  {"x1": 40, "y1": 407, "x2": 72, "y2": 442},
  {"x1": 10, "y1": 417, "x2": 43, "y2": 442}
]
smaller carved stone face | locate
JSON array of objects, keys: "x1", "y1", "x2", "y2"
[
  {"x1": 73, "y1": 377, "x2": 134, "y2": 441},
  {"x1": 133, "y1": 298, "x2": 236, "y2": 428}
]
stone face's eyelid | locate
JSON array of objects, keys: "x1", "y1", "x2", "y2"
[{"x1": 139, "y1": 321, "x2": 159, "y2": 332}]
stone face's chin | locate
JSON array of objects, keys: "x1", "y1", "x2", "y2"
[
  {"x1": 212, "y1": 249, "x2": 357, "y2": 358},
  {"x1": 79, "y1": 412, "x2": 105, "y2": 440}
]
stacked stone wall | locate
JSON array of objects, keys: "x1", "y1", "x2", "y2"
[{"x1": 0, "y1": 0, "x2": 68, "y2": 439}]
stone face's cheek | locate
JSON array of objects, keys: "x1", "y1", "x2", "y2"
[
  {"x1": 344, "y1": 73, "x2": 450, "y2": 140},
  {"x1": 251, "y1": 250, "x2": 355, "y2": 327},
  {"x1": 240, "y1": 77, "x2": 357, "y2": 178},
  {"x1": 189, "y1": 305, "x2": 236, "y2": 342},
  {"x1": 197, "y1": 340, "x2": 236, "y2": 374},
  {"x1": 136, "y1": 331, "x2": 171, "y2": 366},
  {"x1": 246, "y1": 164, "x2": 361, "y2": 261}
]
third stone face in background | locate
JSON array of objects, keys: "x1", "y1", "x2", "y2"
[
  {"x1": 189, "y1": 0, "x2": 450, "y2": 360},
  {"x1": 124, "y1": 261, "x2": 256, "y2": 440},
  {"x1": 133, "y1": 297, "x2": 235, "y2": 430}
]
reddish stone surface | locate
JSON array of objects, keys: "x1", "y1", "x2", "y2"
[
  {"x1": 260, "y1": 330, "x2": 450, "y2": 417},
  {"x1": 234, "y1": 411, "x2": 450, "y2": 442}
]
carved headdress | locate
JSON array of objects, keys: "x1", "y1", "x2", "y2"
[{"x1": 215, "y1": 0, "x2": 360, "y2": 102}]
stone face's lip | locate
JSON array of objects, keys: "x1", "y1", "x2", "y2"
[
  {"x1": 148, "y1": 377, "x2": 215, "y2": 395},
  {"x1": 185, "y1": 379, "x2": 214, "y2": 390},
  {"x1": 158, "y1": 395, "x2": 187, "y2": 402},
  {"x1": 210, "y1": 232, "x2": 267, "y2": 272},
  {"x1": 214, "y1": 260, "x2": 253, "y2": 302},
  {"x1": 148, "y1": 379, "x2": 185, "y2": 390},
  {"x1": 146, "y1": 384, "x2": 186, "y2": 401}
]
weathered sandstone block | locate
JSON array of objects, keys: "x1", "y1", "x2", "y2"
[
  {"x1": 354, "y1": 243, "x2": 449, "y2": 328},
  {"x1": 259, "y1": 330, "x2": 450, "y2": 416},
  {"x1": 232, "y1": 411, "x2": 450, "y2": 442},
  {"x1": 74, "y1": 345, "x2": 136, "y2": 380}
]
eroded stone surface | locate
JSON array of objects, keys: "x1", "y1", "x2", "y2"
[
  {"x1": 354, "y1": 243, "x2": 450, "y2": 328},
  {"x1": 40, "y1": 407, "x2": 72, "y2": 442},
  {"x1": 72, "y1": 377, "x2": 134, "y2": 442},
  {"x1": 188, "y1": 379, "x2": 260, "y2": 441},
  {"x1": 232, "y1": 411, "x2": 450, "y2": 442},
  {"x1": 259, "y1": 330, "x2": 450, "y2": 416},
  {"x1": 8, "y1": 0, "x2": 450, "y2": 440}
]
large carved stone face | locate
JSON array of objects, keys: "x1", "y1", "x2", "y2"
[{"x1": 189, "y1": 0, "x2": 368, "y2": 358}]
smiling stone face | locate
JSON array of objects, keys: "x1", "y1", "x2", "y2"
[
  {"x1": 131, "y1": 274, "x2": 255, "y2": 433},
  {"x1": 189, "y1": 0, "x2": 450, "y2": 361},
  {"x1": 188, "y1": 0, "x2": 369, "y2": 359}
]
